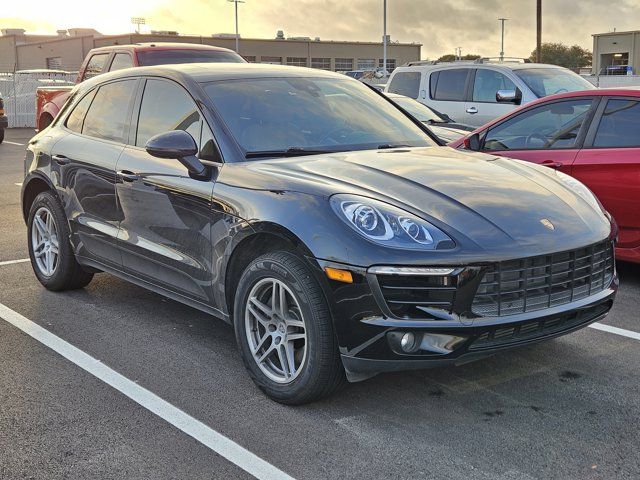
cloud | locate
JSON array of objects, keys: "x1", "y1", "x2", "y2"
[{"x1": 4, "y1": 0, "x2": 640, "y2": 59}]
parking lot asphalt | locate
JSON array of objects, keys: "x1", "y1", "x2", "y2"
[{"x1": 1, "y1": 128, "x2": 639, "y2": 480}]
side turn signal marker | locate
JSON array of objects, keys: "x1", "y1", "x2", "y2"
[{"x1": 325, "y1": 267, "x2": 353, "y2": 284}]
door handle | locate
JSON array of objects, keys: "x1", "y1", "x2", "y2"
[
  {"x1": 540, "y1": 160, "x2": 563, "y2": 169},
  {"x1": 52, "y1": 154, "x2": 70, "y2": 165},
  {"x1": 466, "y1": 107, "x2": 478, "y2": 114},
  {"x1": 117, "y1": 170, "x2": 139, "y2": 182}
]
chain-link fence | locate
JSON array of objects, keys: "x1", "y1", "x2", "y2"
[{"x1": 0, "y1": 71, "x2": 76, "y2": 128}]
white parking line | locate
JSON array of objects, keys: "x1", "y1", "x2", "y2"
[
  {"x1": 0, "y1": 302, "x2": 295, "y2": 480},
  {"x1": 589, "y1": 322, "x2": 640, "y2": 341},
  {"x1": 0, "y1": 258, "x2": 30, "y2": 266},
  {"x1": 3, "y1": 141, "x2": 25, "y2": 146},
  {"x1": 15, "y1": 182, "x2": 22, "y2": 187}
]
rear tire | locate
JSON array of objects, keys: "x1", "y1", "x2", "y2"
[
  {"x1": 0, "y1": 129, "x2": 4, "y2": 144},
  {"x1": 27, "y1": 191, "x2": 93, "y2": 291},
  {"x1": 234, "y1": 251, "x2": 345, "y2": 404}
]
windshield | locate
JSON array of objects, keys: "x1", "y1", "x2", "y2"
[
  {"x1": 137, "y1": 49, "x2": 245, "y2": 66},
  {"x1": 203, "y1": 77, "x2": 435, "y2": 157},
  {"x1": 391, "y1": 96, "x2": 445, "y2": 123},
  {"x1": 514, "y1": 68, "x2": 595, "y2": 98}
]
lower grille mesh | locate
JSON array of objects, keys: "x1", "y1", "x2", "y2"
[{"x1": 472, "y1": 241, "x2": 614, "y2": 317}]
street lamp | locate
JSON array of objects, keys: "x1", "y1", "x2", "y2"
[
  {"x1": 498, "y1": 18, "x2": 508, "y2": 61},
  {"x1": 131, "y1": 17, "x2": 146, "y2": 34},
  {"x1": 228, "y1": 0, "x2": 245, "y2": 53}
]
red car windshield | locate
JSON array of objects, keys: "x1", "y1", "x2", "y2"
[{"x1": 137, "y1": 49, "x2": 246, "y2": 66}]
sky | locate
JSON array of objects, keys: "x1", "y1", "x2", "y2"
[{"x1": 2, "y1": 0, "x2": 640, "y2": 60}]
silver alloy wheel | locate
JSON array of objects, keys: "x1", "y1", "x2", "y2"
[
  {"x1": 31, "y1": 206, "x2": 59, "y2": 277},
  {"x1": 245, "y1": 277, "x2": 308, "y2": 384}
]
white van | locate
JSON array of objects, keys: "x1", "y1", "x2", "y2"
[{"x1": 385, "y1": 59, "x2": 597, "y2": 127}]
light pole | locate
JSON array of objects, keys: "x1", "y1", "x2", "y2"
[
  {"x1": 228, "y1": 0, "x2": 245, "y2": 53},
  {"x1": 382, "y1": 0, "x2": 388, "y2": 75},
  {"x1": 498, "y1": 18, "x2": 508, "y2": 61},
  {"x1": 131, "y1": 17, "x2": 146, "y2": 34},
  {"x1": 536, "y1": 0, "x2": 542, "y2": 62}
]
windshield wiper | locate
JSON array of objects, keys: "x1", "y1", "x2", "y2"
[
  {"x1": 245, "y1": 147, "x2": 336, "y2": 159},
  {"x1": 377, "y1": 144, "x2": 412, "y2": 150}
]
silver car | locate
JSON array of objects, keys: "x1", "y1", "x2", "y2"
[{"x1": 385, "y1": 59, "x2": 596, "y2": 127}]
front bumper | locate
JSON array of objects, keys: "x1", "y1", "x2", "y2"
[
  {"x1": 315, "y1": 239, "x2": 618, "y2": 382},
  {"x1": 339, "y1": 289, "x2": 615, "y2": 381},
  {"x1": 0, "y1": 115, "x2": 7, "y2": 129}
]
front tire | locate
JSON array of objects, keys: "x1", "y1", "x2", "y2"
[
  {"x1": 234, "y1": 251, "x2": 344, "y2": 404},
  {"x1": 27, "y1": 191, "x2": 93, "y2": 291}
]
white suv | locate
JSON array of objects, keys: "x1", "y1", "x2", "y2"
[{"x1": 385, "y1": 59, "x2": 596, "y2": 127}]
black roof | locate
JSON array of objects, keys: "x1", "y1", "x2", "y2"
[{"x1": 81, "y1": 63, "x2": 350, "y2": 90}]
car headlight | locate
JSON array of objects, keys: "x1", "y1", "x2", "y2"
[
  {"x1": 554, "y1": 170, "x2": 603, "y2": 213},
  {"x1": 330, "y1": 194, "x2": 455, "y2": 250}
]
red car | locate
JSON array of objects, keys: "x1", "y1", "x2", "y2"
[
  {"x1": 450, "y1": 88, "x2": 640, "y2": 263},
  {"x1": 36, "y1": 43, "x2": 245, "y2": 131}
]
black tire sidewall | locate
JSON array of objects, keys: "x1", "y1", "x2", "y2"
[
  {"x1": 27, "y1": 191, "x2": 77, "y2": 290},
  {"x1": 234, "y1": 252, "x2": 335, "y2": 402}
]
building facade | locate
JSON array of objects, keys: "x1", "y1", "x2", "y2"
[
  {"x1": 592, "y1": 30, "x2": 640, "y2": 75},
  {"x1": 0, "y1": 30, "x2": 421, "y2": 73}
]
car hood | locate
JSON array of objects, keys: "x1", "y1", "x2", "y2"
[{"x1": 244, "y1": 146, "x2": 611, "y2": 254}]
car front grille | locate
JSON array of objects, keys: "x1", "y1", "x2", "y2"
[
  {"x1": 472, "y1": 240, "x2": 614, "y2": 317},
  {"x1": 469, "y1": 300, "x2": 612, "y2": 350},
  {"x1": 376, "y1": 273, "x2": 457, "y2": 319}
]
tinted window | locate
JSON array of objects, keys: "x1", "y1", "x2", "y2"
[
  {"x1": 65, "y1": 90, "x2": 96, "y2": 133},
  {"x1": 472, "y1": 69, "x2": 517, "y2": 102},
  {"x1": 84, "y1": 53, "x2": 110, "y2": 79},
  {"x1": 387, "y1": 72, "x2": 421, "y2": 98},
  {"x1": 484, "y1": 99, "x2": 593, "y2": 151},
  {"x1": 82, "y1": 80, "x2": 137, "y2": 142},
  {"x1": 109, "y1": 53, "x2": 134, "y2": 72},
  {"x1": 136, "y1": 79, "x2": 202, "y2": 147},
  {"x1": 136, "y1": 49, "x2": 245, "y2": 66},
  {"x1": 204, "y1": 77, "x2": 435, "y2": 155},
  {"x1": 594, "y1": 99, "x2": 640, "y2": 148},
  {"x1": 431, "y1": 69, "x2": 468, "y2": 101},
  {"x1": 514, "y1": 68, "x2": 595, "y2": 97}
]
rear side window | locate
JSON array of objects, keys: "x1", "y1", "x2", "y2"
[
  {"x1": 472, "y1": 69, "x2": 517, "y2": 102},
  {"x1": 109, "y1": 53, "x2": 134, "y2": 72},
  {"x1": 430, "y1": 69, "x2": 468, "y2": 101},
  {"x1": 136, "y1": 79, "x2": 202, "y2": 148},
  {"x1": 594, "y1": 99, "x2": 640, "y2": 148},
  {"x1": 83, "y1": 53, "x2": 110, "y2": 80},
  {"x1": 387, "y1": 72, "x2": 421, "y2": 98},
  {"x1": 82, "y1": 80, "x2": 137, "y2": 143},
  {"x1": 65, "y1": 90, "x2": 96, "y2": 133}
]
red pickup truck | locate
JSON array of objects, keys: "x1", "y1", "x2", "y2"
[{"x1": 35, "y1": 42, "x2": 245, "y2": 131}]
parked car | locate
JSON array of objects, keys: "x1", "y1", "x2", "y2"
[
  {"x1": 384, "y1": 92, "x2": 473, "y2": 142},
  {"x1": 385, "y1": 59, "x2": 596, "y2": 127},
  {"x1": 450, "y1": 88, "x2": 640, "y2": 264},
  {"x1": 35, "y1": 42, "x2": 245, "y2": 131},
  {"x1": 0, "y1": 92, "x2": 6, "y2": 143},
  {"x1": 22, "y1": 64, "x2": 617, "y2": 404}
]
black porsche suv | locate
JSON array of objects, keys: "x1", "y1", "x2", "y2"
[{"x1": 22, "y1": 64, "x2": 617, "y2": 404}]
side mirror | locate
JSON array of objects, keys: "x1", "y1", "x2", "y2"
[
  {"x1": 463, "y1": 132, "x2": 481, "y2": 151},
  {"x1": 145, "y1": 130, "x2": 206, "y2": 176},
  {"x1": 496, "y1": 88, "x2": 522, "y2": 105}
]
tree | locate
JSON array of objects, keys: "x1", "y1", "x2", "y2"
[
  {"x1": 529, "y1": 43, "x2": 592, "y2": 70},
  {"x1": 437, "y1": 53, "x2": 481, "y2": 62}
]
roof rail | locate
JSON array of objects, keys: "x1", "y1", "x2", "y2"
[
  {"x1": 474, "y1": 57, "x2": 531, "y2": 64},
  {"x1": 403, "y1": 59, "x2": 479, "y2": 67}
]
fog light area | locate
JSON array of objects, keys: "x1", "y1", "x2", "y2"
[{"x1": 388, "y1": 331, "x2": 468, "y2": 355}]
